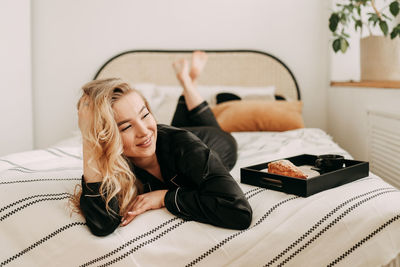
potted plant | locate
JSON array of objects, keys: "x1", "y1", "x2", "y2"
[{"x1": 329, "y1": 0, "x2": 400, "y2": 81}]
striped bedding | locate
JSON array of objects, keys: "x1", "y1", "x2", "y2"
[{"x1": 1, "y1": 128, "x2": 399, "y2": 267}]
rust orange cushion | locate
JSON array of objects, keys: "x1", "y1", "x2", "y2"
[{"x1": 211, "y1": 100, "x2": 304, "y2": 132}]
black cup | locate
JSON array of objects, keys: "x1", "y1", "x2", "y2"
[{"x1": 315, "y1": 154, "x2": 345, "y2": 171}]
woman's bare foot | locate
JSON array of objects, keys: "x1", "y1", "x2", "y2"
[
  {"x1": 172, "y1": 57, "x2": 204, "y2": 111},
  {"x1": 173, "y1": 58, "x2": 191, "y2": 84},
  {"x1": 190, "y1": 51, "x2": 208, "y2": 82}
]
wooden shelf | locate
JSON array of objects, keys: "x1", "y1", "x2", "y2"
[{"x1": 331, "y1": 80, "x2": 400, "y2": 89}]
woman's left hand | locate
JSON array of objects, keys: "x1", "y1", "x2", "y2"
[{"x1": 121, "y1": 190, "x2": 168, "y2": 226}]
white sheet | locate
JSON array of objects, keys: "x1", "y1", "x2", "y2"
[{"x1": 1, "y1": 128, "x2": 399, "y2": 267}]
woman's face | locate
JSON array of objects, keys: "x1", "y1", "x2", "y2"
[{"x1": 113, "y1": 91, "x2": 157, "y2": 160}]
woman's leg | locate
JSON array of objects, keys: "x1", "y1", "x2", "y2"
[
  {"x1": 171, "y1": 52, "x2": 219, "y2": 128},
  {"x1": 171, "y1": 52, "x2": 238, "y2": 170},
  {"x1": 188, "y1": 126, "x2": 238, "y2": 171},
  {"x1": 173, "y1": 56, "x2": 203, "y2": 111}
]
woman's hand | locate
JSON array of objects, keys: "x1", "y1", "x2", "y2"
[
  {"x1": 121, "y1": 190, "x2": 168, "y2": 226},
  {"x1": 77, "y1": 95, "x2": 94, "y2": 137},
  {"x1": 78, "y1": 95, "x2": 103, "y2": 183}
]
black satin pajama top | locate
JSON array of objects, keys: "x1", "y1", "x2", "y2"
[{"x1": 80, "y1": 124, "x2": 253, "y2": 236}]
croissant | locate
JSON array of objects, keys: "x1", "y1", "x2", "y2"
[{"x1": 267, "y1": 159, "x2": 308, "y2": 179}]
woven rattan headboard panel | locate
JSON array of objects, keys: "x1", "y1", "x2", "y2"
[{"x1": 94, "y1": 50, "x2": 300, "y2": 100}]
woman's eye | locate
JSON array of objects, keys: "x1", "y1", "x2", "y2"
[
  {"x1": 121, "y1": 125, "x2": 131, "y2": 132},
  {"x1": 142, "y1": 112, "x2": 150, "y2": 119}
]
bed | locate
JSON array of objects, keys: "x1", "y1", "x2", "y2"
[{"x1": 1, "y1": 50, "x2": 399, "y2": 267}]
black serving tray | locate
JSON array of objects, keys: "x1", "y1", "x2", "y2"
[{"x1": 240, "y1": 154, "x2": 369, "y2": 197}]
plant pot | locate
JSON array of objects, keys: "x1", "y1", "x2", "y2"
[{"x1": 360, "y1": 36, "x2": 400, "y2": 81}]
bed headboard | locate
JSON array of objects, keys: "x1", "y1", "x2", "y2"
[{"x1": 94, "y1": 50, "x2": 300, "y2": 100}]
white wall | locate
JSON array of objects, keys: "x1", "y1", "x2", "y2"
[
  {"x1": 0, "y1": 0, "x2": 33, "y2": 156},
  {"x1": 328, "y1": 87, "x2": 400, "y2": 161},
  {"x1": 32, "y1": 0, "x2": 331, "y2": 149},
  {"x1": 329, "y1": 36, "x2": 360, "y2": 81}
]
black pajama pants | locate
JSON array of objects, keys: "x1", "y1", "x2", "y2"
[{"x1": 170, "y1": 96, "x2": 238, "y2": 171}]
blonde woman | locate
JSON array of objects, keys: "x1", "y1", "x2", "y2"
[{"x1": 75, "y1": 51, "x2": 252, "y2": 236}]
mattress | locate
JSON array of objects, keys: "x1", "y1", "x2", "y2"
[{"x1": 1, "y1": 128, "x2": 399, "y2": 267}]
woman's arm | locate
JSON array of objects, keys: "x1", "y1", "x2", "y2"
[
  {"x1": 164, "y1": 140, "x2": 252, "y2": 230},
  {"x1": 80, "y1": 179, "x2": 122, "y2": 236},
  {"x1": 81, "y1": 141, "x2": 103, "y2": 183},
  {"x1": 120, "y1": 189, "x2": 167, "y2": 226},
  {"x1": 78, "y1": 95, "x2": 103, "y2": 183},
  {"x1": 78, "y1": 95, "x2": 121, "y2": 236}
]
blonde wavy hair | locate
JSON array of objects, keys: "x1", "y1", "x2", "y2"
[{"x1": 70, "y1": 78, "x2": 150, "y2": 217}]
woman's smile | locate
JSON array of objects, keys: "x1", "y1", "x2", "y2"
[{"x1": 137, "y1": 133, "x2": 153, "y2": 148}]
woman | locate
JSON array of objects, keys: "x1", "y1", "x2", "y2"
[{"x1": 74, "y1": 51, "x2": 252, "y2": 236}]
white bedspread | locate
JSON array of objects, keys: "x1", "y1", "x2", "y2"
[{"x1": 1, "y1": 128, "x2": 399, "y2": 267}]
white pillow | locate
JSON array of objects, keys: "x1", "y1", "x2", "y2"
[
  {"x1": 151, "y1": 87, "x2": 181, "y2": 125},
  {"x1": 133, "y1": 84, "x2": 181, "y2": 124},
  {"x1": 133, "y1": 84, "x2": 276, "y2": 125},
  {"x1": 132, "y1": 83, "x2": 157, "y2": 102}
]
